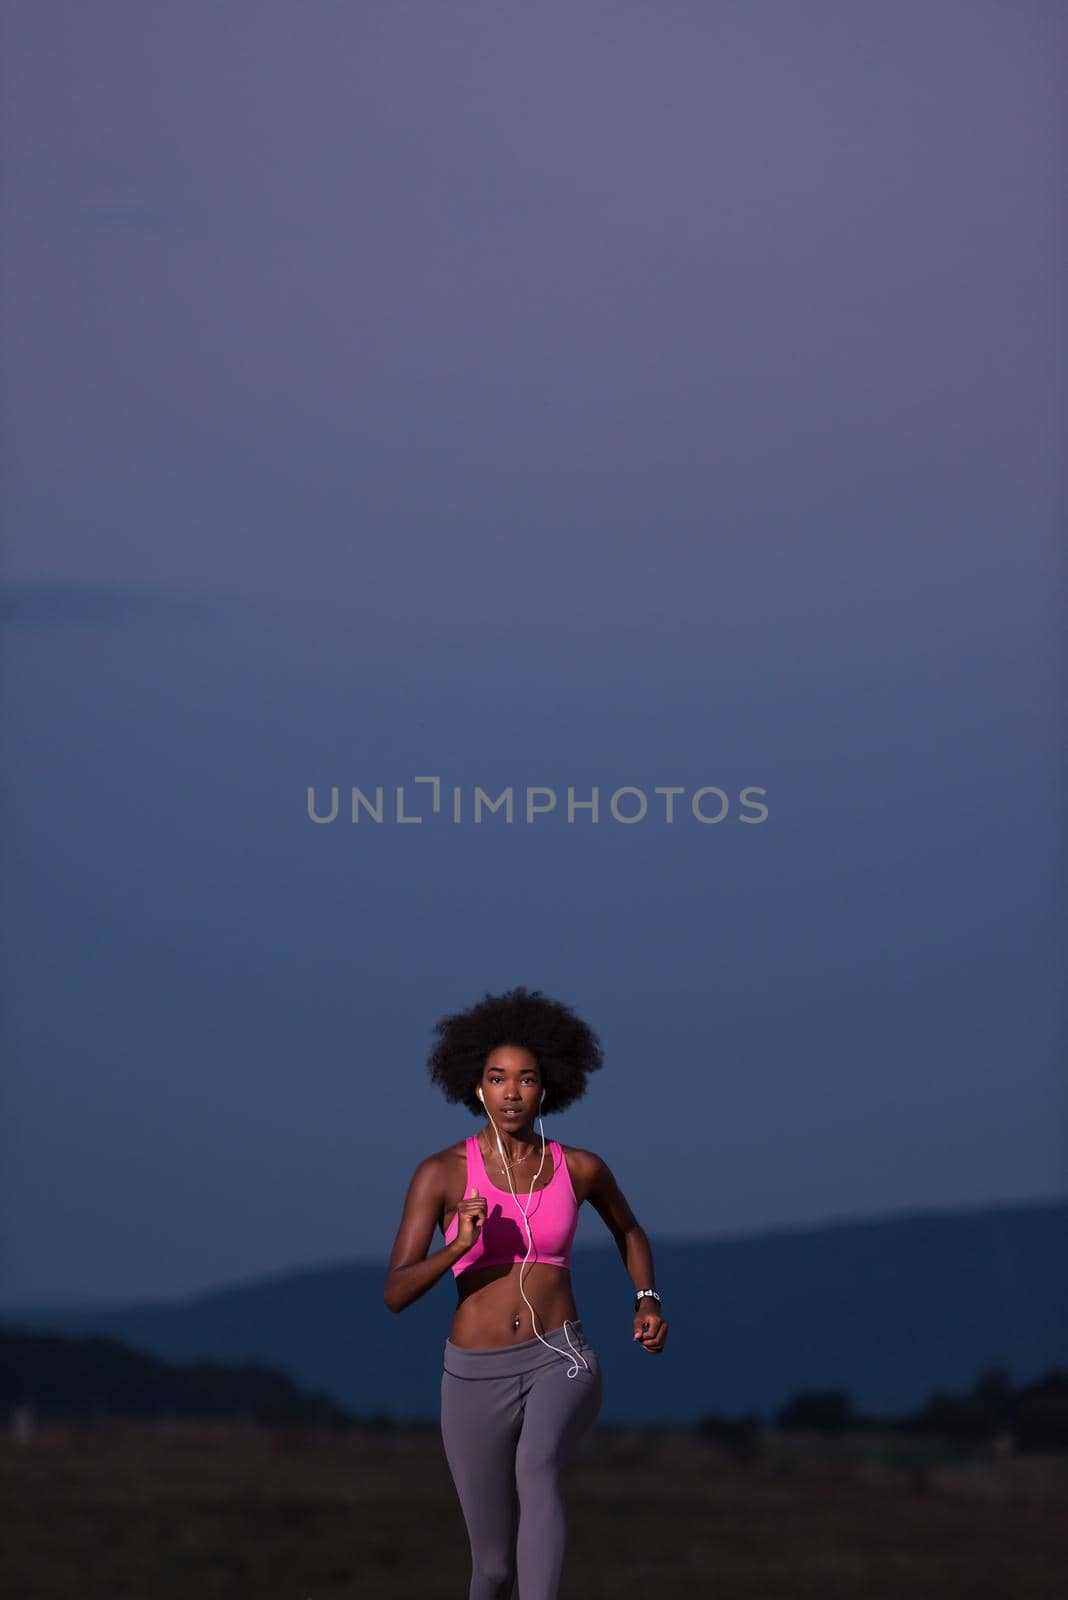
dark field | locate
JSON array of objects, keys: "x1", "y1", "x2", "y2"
[{"x1": 2, "y1": 1423, "x2": 1066, "y2": 1599}]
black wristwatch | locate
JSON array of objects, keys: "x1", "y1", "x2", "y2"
[{"x1": 634, "y1": 1288, "x2": 662, "y2": 1313}]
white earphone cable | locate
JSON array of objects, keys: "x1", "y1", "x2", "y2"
[{"x1": 478, "y1": 1090, "x2": 589, "y2": 1380}]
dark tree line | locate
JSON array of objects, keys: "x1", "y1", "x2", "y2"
[{"x1": 699, "y1": 1364, "x2": 1068, "y2": 1456}]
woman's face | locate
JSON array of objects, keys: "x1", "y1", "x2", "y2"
[{"x1": 480, "y1": 1045, "x2": 542, "y2": 1131}]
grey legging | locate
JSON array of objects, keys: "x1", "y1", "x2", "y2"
[{"x1": 440, "y1": 1318, "x2": 603, "y2": 1600}]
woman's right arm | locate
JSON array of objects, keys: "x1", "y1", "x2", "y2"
[{"x1": 383, "y1": 1156, "x2": 467, "y2": 1313}]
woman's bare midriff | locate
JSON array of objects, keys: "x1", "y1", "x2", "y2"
[{"x1": 441, "y1": 1140, "x2": 583, "y2": 1348}]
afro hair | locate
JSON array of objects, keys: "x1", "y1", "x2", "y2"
[{"x1": 428, "y1": 985, "x2": 604, "y2": 1117}]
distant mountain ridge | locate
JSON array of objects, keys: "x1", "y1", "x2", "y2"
[
  {"x1": 0, "y1": 1326, "x2": 353, "y2": 1425},
  {"x1": 3, "y1": 1197, "x2": 1064, "y2": 1424}
]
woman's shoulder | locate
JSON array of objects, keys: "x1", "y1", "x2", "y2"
[
  {"x1": 557, "y1": 1145, "x2": 627, "y2": 1211},
  {"x1": 557, "y1": 1140, "x2": 599, "y2": 1165},
  {"x1": 557, "y1": 1142, "x2": 603, "y2": 1195},
  {"x1": 426, "y1": 1136, "x2": 469, "y2": 1164},
  {"x1": 405, "y1": 1138, "x2": 467, "y2": 1183},
  {"x1": 419, "y1": 1137, "x2": 471, "y2": 1183}
]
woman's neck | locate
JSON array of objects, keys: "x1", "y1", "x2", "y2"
[{"x1": 480, "y1": 1125, "x2": 538, "y2": 1165}]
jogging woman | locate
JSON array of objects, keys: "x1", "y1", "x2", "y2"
[{"x1": 383, "y1": 985, "x2": 669, "y2": 1600}]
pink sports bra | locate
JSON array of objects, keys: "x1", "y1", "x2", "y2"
[{"x1": 443, "y1": 1134, "x2": 580, "y2": 1279}]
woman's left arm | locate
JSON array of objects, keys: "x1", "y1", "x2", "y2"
[{"x1": 580, "y1": 1150, "x2": 669, "y2": 1355}]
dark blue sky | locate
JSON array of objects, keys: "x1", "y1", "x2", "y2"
[{"x1": 1, "y1": 1, "x2": 1062, "y2": 1305}]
